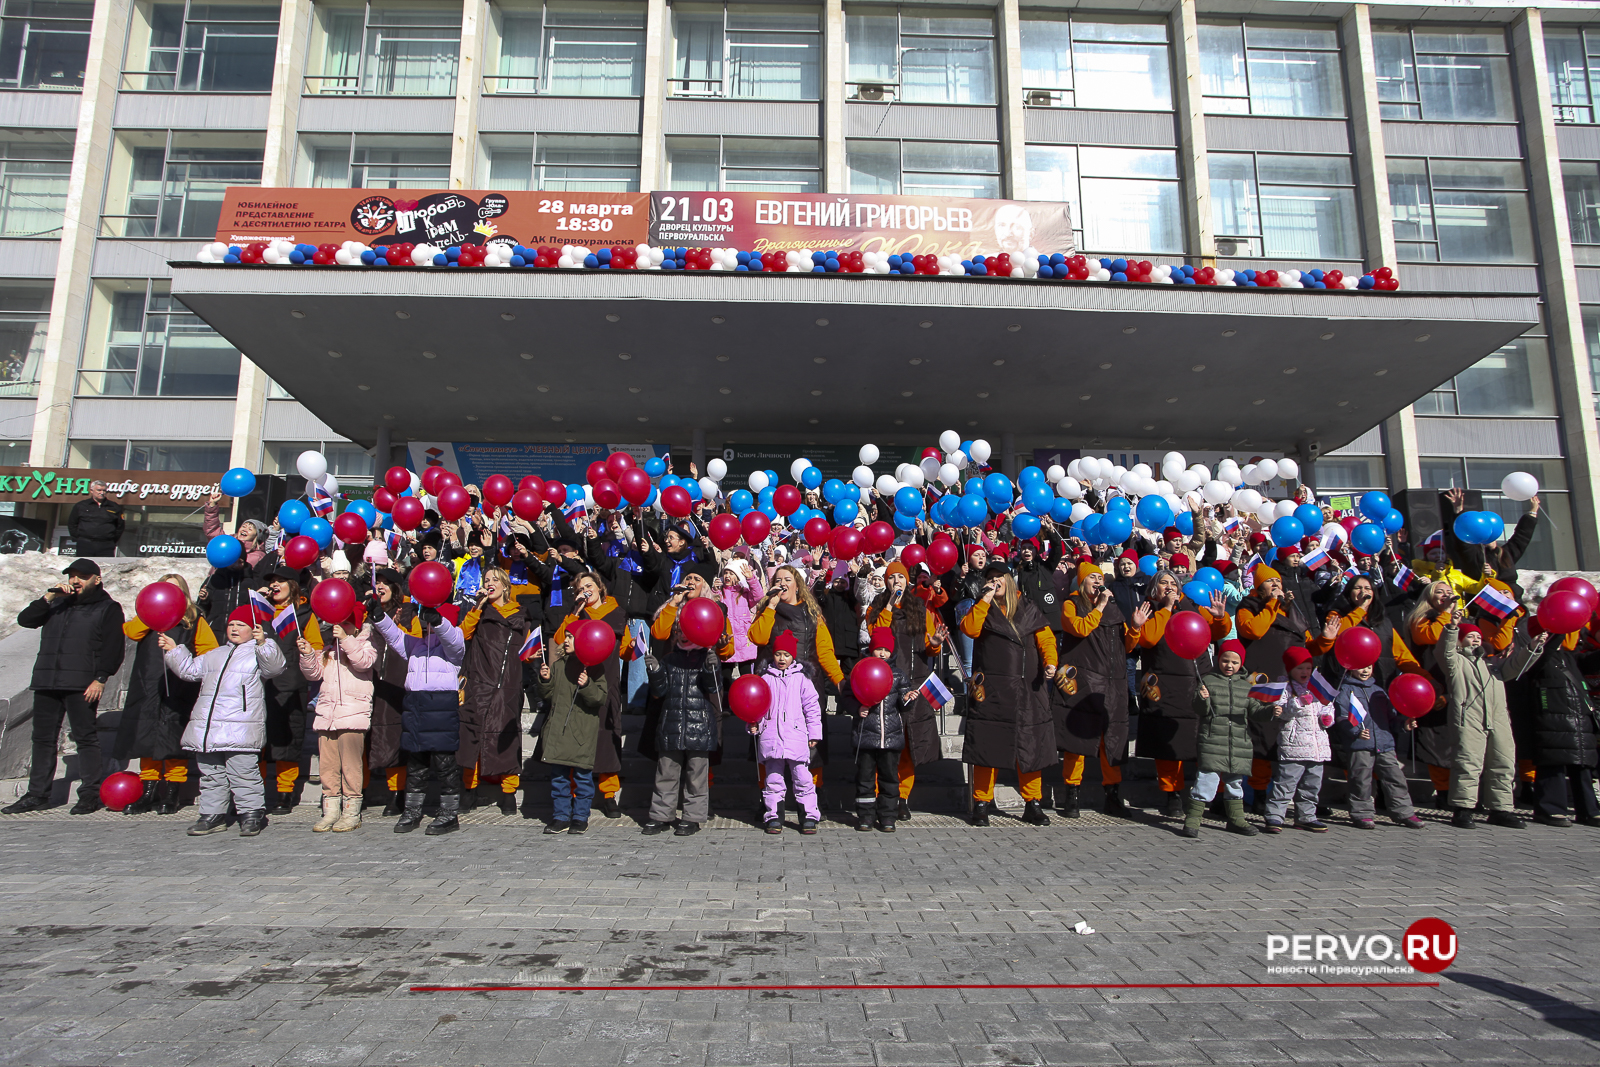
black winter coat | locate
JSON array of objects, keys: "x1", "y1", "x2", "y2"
[
  {"x1": 460, "y1": 602, "x2": 531, "y2": 777},
  {"x1": 367, "y1": 602, "x2": 413, "y2": 770},
  {"x1": 962, "y1": 597, "x2": 1055, "y2": 772},
  {"x1": 1508, "y1": 646, "x2": 1599, "y2": 767},
  {"x1": 1013, "y1": 537, "x2": 1064, "y2": 631},
  {"x1": 67, "y1": 497, "x2": 125, "y2": 547},
  {"x1": 1053, "y1": 593, "x2": 1129, "y2": 759},
  {"x1": 853, "y1": 659, "x2": 909, "y2": 751},
  {"x1": 650, "y1": 646, "x2": 723, "y2": 753},
  {"x1": 114, "y1": 621, "x2": 204, "y2": 761},
  {"x1": 19, "y1": 585, "x2": 125, "y2": 691}
]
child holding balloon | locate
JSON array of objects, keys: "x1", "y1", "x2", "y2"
[
  {"x1": 750, "y1": 630, "x2": 824, "y2": 834},
  {"x1": 297, "y1": 613, "x2": 377, "y2": 833},
  {"x1": 534, "y1": 629, "x2": 608, "y2": 834},
  {"x1": 852, "y1": 628, "x2": 912, "y2": 833}
]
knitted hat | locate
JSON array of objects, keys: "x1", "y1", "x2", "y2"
[
  {"x1": 1300, "y1": 535, "x2": 1321, "y2": 551},
  {"x1": 1276, "y1": 545, "x2": 1300, "y2": 561},
  {"x1": 228, "y1": 605, "x2": 272, "y2": 627},
  {"x1": 1119, "y1": 548, "x2": 1140, "y2": 563},
  {"x1": 1217, "y1": 639, "x2": 1247, "y2": 661},
  {"x1": 1214, "y1": 560, "x2": 1237, "y2": 578},
  {"x1": 1163, "y1": 527, "x2": 1183, "y2": 542},
  {"x1": 1282, "y1": 646, "x2": 1313, "y2": 671},
  {"x1": 773, "y1": 630, "x2": 799, "y2": 657},
  {"x1": 1077, "y1": 561, "x2": 1103, "y2": 581},
  {"x1": 1170, "y1": 552, "x2": 1191, "y2": 569},
  {"x1": 1253, "y1": 564, "x2": 1281, "y2": 583},
  {"x1": 885, "y1": 561, "x2": 909, "y2": 582},
  {"x1": 869, "y1": 627, "x2": 895, "y2": 653},
  {"x1": 1250, "y1": 531, "x2": 1269, "y2": 546},
  {"x1": 1458, "y1": 622, "x2": 1483, "y2": 640},
  {"x1": 966, "y1": 544, "x2": 986, "y2": 559}
]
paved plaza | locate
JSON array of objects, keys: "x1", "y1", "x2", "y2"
[{"x1": 0, "y1": 800, "x2": 1596, "y2": 1067}]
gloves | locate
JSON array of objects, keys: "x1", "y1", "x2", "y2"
[{"x1": 420, "y1": 606, "x2": 442, "y2": 628}]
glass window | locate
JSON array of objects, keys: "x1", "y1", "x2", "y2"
[
  {"x1": 1546, "y1": 28, "x2": 1594, "y2": 124},
  {"x1": 1018, "y1": 12, "x2": 1170, "y2": 111},
  {"x1": 1209, "y1": 152, "x2": 1359, "y2": 260},
  {"x1": 1375, "y1": 26, "x2": 1514, "y2": 121},
  {"x1": 667, "y1": 136, "x2": 819, "y2": 193},
  {"x1": 124, "y1": 1, "x2": 279, "y2": 92},
  {"x1": 491, "y1": 0, "x2": 644, "y2": 95},
  {"x1": 78, "y1": 282, "x2": 241, "y2": 398},
  {"x1": 1418, "y1": 456, "x2": 1465, "y2": 489},
  {"x1": 846, "y1": 4, "x2": 994, "y2": 105},
  {"x1": 128, "y1": 441, "x2": 232, "y2": 471},
  {"x1": 1199, "y1": 18, "x2": 1344, "y2": 118},
  {"x1": 309, "y1": 0, "x2": 461, "y2": 96},
  {"x1": 1311, "y1": 456, "x2": 1382, "y2": 491},
  {"x1": 670, "y1": 2, "x2": 818, "y2": 100},
  {"x1": 1564, "y1": 161, "x2": 1600, "y2": 247},
  {"x1": 264, "y1": 440, "x2": 373, "y2": 478},
  {"x1": 0, "y1": 282, "x2": 49, "y2": 398},
  {"x1": 847, "y1": 138, "x2": 999, "y2": 198},
  {"x1": 0, "y1": 129, "x2": 71, "y2": 238},
  {"x1": 104, "y1": 131, "x2": 264, "y2": 238},
  {"x1": 307, "y1": 134, "x2": 451, "y2": 187},
  {"x1": 0, "y1": 0, "x2": 93, "y2": 90},
  {"x1": 485, "y1": 133, "x2": 639, "y2": 191},
  {"x1": 1583, "y1": 305, "x2": 1600, "y2": 405},
  {"x1": 1454, "y1": 336, "x2": 1556, "y2": 416},
  {"x1": 1025, "y1": 144, "x2": 1182, "y2": 254},
  {"x1": 1389, "y1": 156, "x2": 1533, "y2": 264}
]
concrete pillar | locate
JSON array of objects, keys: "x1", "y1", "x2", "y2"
[
  {"x1": 1381, "y1": 412, "x2": 1422, "y2": 491},
  {"x1": 1512, "y1": 9, "x2": 1600, "y2": 568},
  {"x1": 823, "y1": 0, "x2": 845, "y2": 193},
  {"x1": 1001, "y1": 432, "x2": 1017, "y2": 478},
  {"x1": 1171, "y1": 0, "x2": 1213, "y2": 263},
  {"x1": 30, "y1": 0, "x2": 132, "y2": 467},
  {"x1": 1341, "y1": 6, "x2": 1396, "y2": 268},
  {"x1": 376, "y1": 425, "x2": 391, "y2": 469},
  {"x1": 692, "y1": 428, "x2": 706, "y2": 474},
  {"x1": 996, "y1": 0, "x2": 1027, "y2": 199},
  {"x1": 639, "y1": 0, "x2": 668, "y2": 191},
  {"x1": 449, "y1": 0, "x2": 489, "y2": 187}
]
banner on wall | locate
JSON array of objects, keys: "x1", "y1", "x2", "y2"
[
  {"x1": 212, "y1": 188, "x2": 1072, "y2": 260},
  {"x1": 405, "y1": 443, "x2": 668, "y2": 487}
]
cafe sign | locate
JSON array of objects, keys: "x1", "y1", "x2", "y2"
[{"x1": 0, "y1": 467, "x2": 222, "y2": 504}]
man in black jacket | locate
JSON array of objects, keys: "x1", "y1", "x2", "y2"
[
  {"x1": 3, "y1": 558, "x2": 126, "y2": 813},
  {"x1": 66, "y1": 481, "x2": 125, "y2": 557}
]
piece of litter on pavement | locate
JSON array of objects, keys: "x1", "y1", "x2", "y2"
[{"x1": 1073, "y1": 921, "x2": 1096, "y2": 935}]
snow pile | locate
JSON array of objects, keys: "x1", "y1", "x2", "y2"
[{"x1": 0, "y1": 555, "x2": 212, "y2": 642}]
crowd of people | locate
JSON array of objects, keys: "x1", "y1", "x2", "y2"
[{"x1": 6, "y1": 459, "x2": 1596, "y2": 842}]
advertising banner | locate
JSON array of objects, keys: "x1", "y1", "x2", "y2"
[
  {"x1": 0, "y1": 466, "x2": 220, "y2": 505},
  {"x1": 406, "y1": 442, "x2": 668, "y2": 487}
]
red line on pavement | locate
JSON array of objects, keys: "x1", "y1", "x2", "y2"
[{"x1": 409, "y1": 981, "x2": 1439, "y2": 992}]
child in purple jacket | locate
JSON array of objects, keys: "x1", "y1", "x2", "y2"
[{"x1": 750, "y1": 630, "x2": 823, "y2": 834}]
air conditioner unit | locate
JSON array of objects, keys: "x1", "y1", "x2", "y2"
[
  {"x1": 856, "y1": 84, "x2": 887, "y2": 101},
  {"x1": 1026, "y1": 89, "x2": 1055, "y2": 107},
  {"x1": 1216, "y1": 239, "x2": 1242, "y2": 257}
]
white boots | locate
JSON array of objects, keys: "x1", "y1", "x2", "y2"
[
  {"x1": 313, "y1": 796, "x2": 339, "y2": 832},
  {"x1": 314, "y1": 795, "x2": 363, "y2": 832},
  {"x1": 331, "y1": 796, "x2": 362, "y2": 832}
]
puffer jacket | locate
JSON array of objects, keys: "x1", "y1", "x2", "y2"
[
  {"x1": 167, "y1": 639, "x2": 288, "y2": 753},
  {"x1": 299, "y1": 626, "x2": 379, "y2": 731},
  {"x1": 1192, "y1": 669, "x2": 1257, "y2": 776},
  {"x1": 754, "y1": 662, "x2": 822, "y2": 761},
  {"x1": 1253, "y1": 682, "x2": 1333, "y2": 762},
  {"x1": 536, "y1": 655, "x2": 608, "y2": 769},
  {"x1": 721, "y1": 570, "x2": 764, "y2": 663},
  {"x1": 649, "y1": 645, "x2": 724, "y2": 753},
  {"x1": 372, "y1": 612, "x2": 464, "y2": 690},
  {"x1": 852, "y1": 657, "x2": 910, "y2": 752},
  {"x1": 1332, "y1": 674, "x2": 1402, "y2": 754},
  {"x1": 1508, "y1": 639, "x2": 1599, "y2": 768},
  {"x1": 1439, "y1": 624, "x2": 1512, "y2": 740}
]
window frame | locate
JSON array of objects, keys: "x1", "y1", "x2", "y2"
[
  {"x1": 1022, "y1": 141, "x2": 1184, "y2": 255},
  {"x1": 122, "y1": 0, "x2": 280, "y2": 93},
  {"x1": 1388, "y1": 154, "x2": 1535, "y2": 265},
  {"x1": 76, "y1": 279, "x2": 243, "y2": 399},
  {"x1": 485, "y1": 0, "x2": 645, "y2": 96},
  {"x1": 669, "y1": 1, "x2": 820, "y2": 101},
  {"x1": 303, "y1": 132, "x2": 453, "y2": 188},
  {"x1": 665, "y1": 134, "x2": 821, "y2": 193},
  {"x1": 0, "y1": 0, "x2": 94, "y2": 91},
  {"x1": 1374, "y1": 23, "x2": 1517, "y2": 123},
  {"x1": 1016, "y1": 10, "x2": 1172, "y2": 113},
  {"x1": 844, "y1": 4, "x2": 996, "y2": 106},
  {"x1": 1198, "y1": 17, "x2": 1346, "y2": 119},
  {"x1": 480, "y1": 132, "x2": 642, "y2": 191},
  {"x1": 0, "y1": 129, "x2": 71, "y2": 239},
  {"x1": 1208, "y1": 149, "x2": 1361, "y2": 261},
  {"x1": 306, "y1": 0, "x2": 462, "y2": 97},
  {"x1": 0, "y1": 280, "x2": 50, "y2": 398},
  {"x1": 102, "y1": 128, "x2": 265, "y2": 239},
  {"x1": 847, "y1": 136, "x2": 1001, "y2": 198},
  {"x1": 1414, "y1": 328, "x2": 1556, "y2": 419}
]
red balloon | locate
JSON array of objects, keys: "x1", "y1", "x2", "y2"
[
  {"x1": 618, "y1": 467, "x2": 652, "y2": 506},
  {"x1": 282, "y1": 535, "x2": 319, "y2": 570},
  {"x1": 1389, "y1": 673, "x2": 1436, "y2": 719},
  {"x1": 420, "y1": 466, "x2": 446, "y2": 495},
  {"x1": 862, "y1": 522, "x2": 895, "y2": 555},
  {"x1": 741, "y1": 510, "x2": 771, "y2": 546},
  {"x1": 572, "y1": 618, "x2": 617, "y2": 666},
  {"x1": 542, "y1": 480, "x2": 568, "y2": 508},
  {"x1": 728, "y1": 674, "x2": 772, "y2": 724},
  {"x1": 850, "y1": 657, "x2": 894, "y2": 706},
  {"x1": 384, "y1": 465, "x2": 411, "y2": 494},
  {"x1": 586, "y1": 460, "x2": 609, "y2": 487},
  {"x1": 921, "y1": 447, "x2": 941, "y2": 461},
  {"x1": 409, "y1": 561, "x2": 455, "y2": 607},
  {"x1": 1537, "y1": 590, "x2": 1590, "y2": 634},
  {"x1": 772, "y1": 484, "x2": 802, "y2": 517},
  {"x1": 803, "y1": 517, "x2": 832, "y2": 547},
  {"x1": 433, "y1": 469, "x2": 461, "y2": 492},
  {"x1": 1339, "y1": 515, "x2": 1362, "y2": 534},
  {"x1": 392, "y1": 497, "x2": 425, "y2": 531},
  {"x1": 1547, "y1": 576, "x2": 1598, "y2": 614},
  {"x1": 99, "y1": 771, "x2": 145, "y2": 811},
  {"x1": 661, "y1": 485, "x2": 692, "y2": 518},
  {"x1": 592, "y1": 478, "x2": 622, "y2": 510},
  {"x1": 1163, "y1": 610, "x2": 1212, "y2": 659},
  {"x1": 1333, "y1": 626, "x2": 1382, "y2": 670},
  {"x1": 926, "y1": 538, "x2": 960, "y2": 575},
  {"x1": 831, "y1": 526, "x2": 864, "y2": 560},
  {"x1": 333, "y1": 511, "x2": 369, "y2": 545},
  {"x1": 483, "y1": 474, "x2": 514, "y2": 507},
  {"x1": 678, "y1": 597, "x2": 726, "y2": 648},
  {"x1": 900, "y1": 543, "x2": 927, "y2": 570},
  {"x1": 135, "y1": 581, "x2": 187, "y2": 632},
  {"x1": 437, "y1": 485, "x2": 471, "y2": 522},
  {"x1": 605, "y1": 451, "x2": 635, "y2": 482},
  {"x1": 708, "y1": 513, "x2": 741, "y2": 550},
  {"x1": 512, "y1": 489, "x2": 543, "y2": 521},
  {"x1": 372, "y1": 487, "x2": 396, "y2": 512},
  {"x1": 518, "y1": 475, "x2": 544, "y2": 495},
  {"x1": 310, "y1": 578, "x2": 356, "y2": 625}
]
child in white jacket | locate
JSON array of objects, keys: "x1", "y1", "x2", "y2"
[
  {"x1": 1255, "y1": 646, "x2": 1335, "y2": 834},
  {"x1": 161, "y1": 605, "x2": 286, "y2": 838}
]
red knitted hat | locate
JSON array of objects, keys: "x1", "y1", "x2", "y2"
[
  {"x1": 869, "y1": 627, "x2": 895, "y2": 653},
  {"x1": 773, "y1": 630, "x2": 799, "y2": 657},
  {"x1": 1282, "y1": 646, "x2": 1313, "y2": 671},
  {"x1": 1218, "y1": 639, "x2": 1247, "y2": 661}
]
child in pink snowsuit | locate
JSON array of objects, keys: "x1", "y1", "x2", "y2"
[{"x1": 751, "y1": 629, "x2": 823, "y2": 834}]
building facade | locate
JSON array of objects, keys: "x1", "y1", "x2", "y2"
[{"x1": 1, "y1": 0, "x2": 1596, "y2": 568}]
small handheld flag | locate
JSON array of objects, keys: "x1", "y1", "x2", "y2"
[
  {"x1": 307, "y1": 483, "x2": 335, "y2": 517},
  {"x1": 1249, "y1": 678, "x2": 1286, "y2": 703},
  {"x1": 1347, "y1": 693, "x2": 1367, "y2": 731},
  {"x1": 519, "y1": 626, "x2": 545, "y2": 662},
  {"x1": 1308, "y1": 668, "x2": 1338, "y2": 704},
  {"x1": 1299, "y1": 546, "x2": 1331, "y2": 572},
  {"x1": 386, "y1": 528, "x2": 404, "y2": 556},
  {"x1": 1221, "y1": 516, "x2": 1243, "y2": 535},
  {"x1": 917, "y1": 673, "x2": 954, "y2": 708},
  {"x1": 1469, "y1": 583, "x2": 1519, "y2": 622},
  {"x1": 271, "y1": 604, "x2": 297, "y2": 638},
  {"x1": 1392, "y1": 563, "x2": 1420, "y2": 593},
  {"x1": 248, "y1": 589, "x2": 273, "y2": 616}
]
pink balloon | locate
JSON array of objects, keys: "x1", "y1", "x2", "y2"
[
  {"x1": 1537, "y1": 590, "x2": 1591, "y2": 635},
  {"x1": 678, "y1": 597, "x2": 726, "y2": 648},
  {"x1": 707, "y1": 513, "x2": 741, "y2": 551},
  {"x1": 99, "y1": 771, "x2": 145, "y2": 811},
  {"x1": 741, "y1": 510, "x2": 771, "y2": 546},
  {"x1": 850, "y1": 657, "x2": 894, "y2": 705},
  {"x1": 135, "y1": 581, "x2": 186, "y2": 632},
  {"x1": 1389, "y1": 673, "x2": 1436, "y2": 718},
  {"x1": 436, "y1": 485, "x2": 471, "y2": 522},
  {"x1": 1333, "y1": 626, "x2": 1382, "y2": 670},
  {"x1": 392, "y1": 497, "x2": 424, "y2": 531},
  {"x1": 572, "y1": 618, "x2": 617, "y2": 666},
  {"x1": 483, "y1": 474, "x2": 514, "y2": 507},
  {"x1": 309, "y1": 578, "x2": 356, "y2": 625}
]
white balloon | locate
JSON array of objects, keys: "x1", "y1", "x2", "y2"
[
  {"x1": 1058, "y1": 479, "x2": 1082, "y2": 500},
  {"x1": 948, "y1": 450, "x2": 969, "y2": 470},
  {"x1": 1046, "y1": 464, "x2": 1065, "y2": 484},
  {"x1": 790, "y1": 458, "x2": 811, "y2": 482},
  {"x1": 1501, "y1": 471, "x2": 1539, "y2": 501},
  {"x1": 1276, "y1": 458, "x2": 1300, "y2": 481},
  {"x1": 583, "y1": 486, "x2": 596, "y2": 507},
  {"x1": 919, "y1": 456, "x2": 941, "y2": 481},
  {"x1": 1070, "y1": 501, "x2": 1093, "y2": 522},
  {"x1": 1188, "y1": 464, "x2": 1211, "y2": 482},
  {"x1": 1256, "y1": 459, "x2": 1281, "y2": 481},
  {"x1": 1161, "y1": 460, "x2": 1185, "y2": 482},
  {"x1": 905, "y1": 467, "x2": 926, "y2": 488},
  {"x1": 699, "y1": 477, "x2": 719, "y2": 499},
  {"x1": 1164, "y1": 493, "x2": 1184, "y2": 515},
  {"x1": 1233, "y1": 488, "x2": 1262, "y2": 513},
  {"x1": 859, "y1": 486, "x2": 873, "y2": 505},
  {"x1": 1256, "y1": 504, "x2": 1277, "y2": 525},
  {"x1": 1078, "y1": 456, "x2": 1101, "y2": 480},
  {"x1": 321, "y1": 472, "x2": 340, "y2": 497},
  {"x1": 1131, "y1": 463, "x2": 1152, "y2": 479},
  {"x1": 1172, "y1": 472, "x2": 1201, "y2": 494},
  {"x1": 938, "y1": 462, "x2": 960, "y2": 486},
  {"x1": 1066, "y1": 459, "x2": 1082, "y2": 481},
  {"x1": 939, "y1": 430, "x2": 961, "y2": 454},
  {"x1": 707, "y1": 458, "x2": 727, "y2": 481},
  {"x1": 876, "y1": 474, "x2": 899, "y2": 496},
  {"x1": 1155, "y1": 480, "x2": 1174, "y2": 497},
  {"x1": 1120, "y1": 470, "x2": 1142, "y2": 492},
  {"x1": 852, "y1": 465, "x2": 874, "y2": 488},
  {"x1": 1202, "y1": 479, "x2": 1233, "y2": 505},
  {"x1": 969, "y1": 439, "x2": 992, "y2": 464},
  {"x1": 296, "y1": 450, "x2": 327, "y2": 482},
  {"x1": 1163, "y1": 452, "x2": 1185, "y2": 471},
  {"x1": 748, "y1": 470, "x2": 769, "y2": 492},
  {"x1": 1273, "y1": 500, "x2": 1298, "y2": 521},
  {"x1": 1242, "y1": 464, "x2": 1263, "y2": 485},
  {"x1": 859, "y1": 444, "x2": 880, "y2": 466},
  {"x1": 409, "y1": 471, "x2": 421, "y2": 494}
]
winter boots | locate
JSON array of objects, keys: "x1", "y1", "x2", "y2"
[
  {"x1": 425, "y1": 793, "x2": 460, "y2": 835},
  {"x1": 125, "y1": 781, "x2": 159, "y2": 814},
  {"x1": 1223, "y1": 797, "x2": 1260, "y2": 836},
  {"x1": 313, "y1": 796, "x2": 340, "y2": 832},
  {"x1": 394, "y1": 791, "x2": 426, "y2": 833},
  {"x1": 1057, "y1": 784, "x2": 1080, "y2": 818},
  {"x1": 331, "y1": 797, "x2": 362, "y2": 832},
  {"x1": 1181, "y1": 797, "x2": 1205, "y2": 838}
]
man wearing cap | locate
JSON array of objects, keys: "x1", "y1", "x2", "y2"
[
  {"x1": 67, "y1": 481, "x2": 125, "y2": 558},
  {"x1": 3, "y1": 559, "x2": 126, "y2": 813}
]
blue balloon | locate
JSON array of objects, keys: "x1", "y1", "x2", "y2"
[
  {"x1": 893, "y1": 511, "x2": 918, "y2": 532},
  {"x1": 986, "y1": 491, "x2": 1011, "y2": 515},
  {"x1": 645, "y1": 486, "x2": 658, "y2": 507},
  {"x1": 1349, "y1": 522, "x2": 1386, "y2": 556},
  {"x1": 1270, "y1": 516, "x2": 1305, "y2": 547},
  {"x1": 964, "y1": 478, "x2": 984, "y2": 496},
  {"x1": 1135, "y1": 495, "x2": 1173, "y2": 532},
  {"x1": 374, "y1": 512, "x2": 391, "y2": 530},
  {"x1": 757, "y1": 486, "x2": 775, "y2": 508},
  {"x1": 686, "y1": 479, "x2": 703, "y2": 502},
  {"x1": 1294, "y1": 503, "x2": 1325, "y2": 537},
  {"x1": 1106, "y1": 495, "x2": 1131, "y2": 514},
  {"x1": 801, "y1": 466, "x2": 823, "y2": 490},
  {"x1": 1049, "y1": 498, "x2": 1075, "y2": 523},
  {"x1": 1022, "y1": 483, "x2": 1053, "y2": 515},
  {"x1": 760, "y1": 504, "x2": 777, "y2": 521},
  {"x1": 300, "y1": 516, "x2": 333, "y2": 549},
  {"x1": 1478, "y1": 511, "x2": 1506, "y2": 544},
  {"x1": 567, "y1": 484, "x2": 585, "y2": 507},
  {"x1": 765, "y1": 470, "x2": 779, "y2": 490},
  {"x1": 729, "y1": 489, "x2": 754, "y2": 514},
  {"x1": 1174, "y1": 510, "x2": 1194, "y2": 537},
  {"x1": 277, "y1": 499, "x2": 309, "y2": 534},
  {"x1": 833, "y1": 498, "x2": 860, "y2": 524},
  {"x1": 1138, "y1": 554, "x2": 1159, "y2": 576},
  {"x1": 1358, "y1": 491, "x2": 1392, "y2": 523},
  {"x1": 347, "y1": 499, "x2": 378, "y2": 525},
  {"x1": 1011, "y1": 512, "x2": 1042, "y2": 539},
  {"x1": 895, "y1": 486, "x2": 922, "y2": 515},
  {"x1": 1098, "y1": 512, "x2": 1133, "y2": 545},
  {"x1": 205, "y1": 534, "x2": 242, "y2": 568},
  {"x1": 660, "y1": 474, "x2": 679, "y2": 491},
  {"x1": 220, "y1": 467, "x2": 256, "y2": 497},
  {"x1": 1080, "y1": 513, "x2": 1102, "y2": 543},
  {"x1": 1183, "y1": 580, "x2": 1212, "y2": 605},
  {"x1": 983, "y1": 472, "x2": 1012, "y2": 501},
  {"x1": 822, "y1": 478, "x2": 848, "y2": 504},
  {"x1": 957, "y1": 494, "x2": 988, "y2": 526},
  {"x1": 1018, "y1": 465, "x2": 1045, "y2": 488},
  {"x1": 1382, "y1": 508, "x2": 1405, "y2": 534},
  {"x1": 1194, "y1": 566, "x2": 1225, "y2": 591},
  {"x1": 644, "y1": 456, "x2": 667, "y2": 478}
]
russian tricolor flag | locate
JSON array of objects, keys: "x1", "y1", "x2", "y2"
[
  {"x1": 1249, "y1": 678, "x2": 1286, "y2": 703},
  {"x1": 918, "y1": 673, "x2": 954, "y2": 707},
  {"x1": 519, "y1": 626, "x2": 545, "y2": 662},
  {"x1": 271, "y1": 604, "x2": 298, "y2": 638},
  {"x1": 1308, "y1": 668, "x2": 1338, "y2": 704},
  {"x1": 1392, "y1": 564, "x2": 1420, "y2": 593},
  {"x1": 1300, "y1": 545, "x2": 1331, "y2": 572},
  {"x1": 1470, "y1": 583, "x2": 1519, "y2": 622}
]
